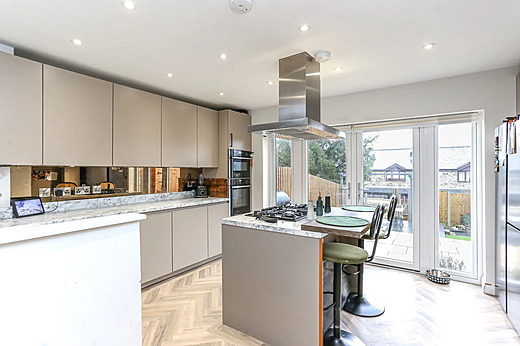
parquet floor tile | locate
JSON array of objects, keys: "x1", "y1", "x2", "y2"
[{"x1": 142, "y1": 260, "x2": 520, "y2": 346}]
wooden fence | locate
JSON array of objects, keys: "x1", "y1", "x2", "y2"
[
  {"x1": 277, "y1": 167, "x2": 343, "y2": 207},
  {"x1": 439, "y1": 190, "x2": 471, "y2": 226},
  {"x1": 278, "y1": 168, "x2": 471, "y2": 225}
]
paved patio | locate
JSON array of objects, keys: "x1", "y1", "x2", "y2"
[{"x1": 365, "y1": 221, "x2": 473, "y2": 274}]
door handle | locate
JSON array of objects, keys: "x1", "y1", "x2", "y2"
[
  {"x1": 230, "y1": 133, "x2": 233, "y2": 148},
  {"x1": 357, "y1": 182, "x2": 362, "y2": 202},
  {"x1": 347, "y1": 182, "x2": 351, "y2": 199}
]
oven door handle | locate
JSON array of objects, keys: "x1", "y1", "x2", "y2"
[
  {"x1": 231, "y1": 185, "x2": 251, "y2": 189},
  {"x1": 231, "y1": 157, "x2": 252, "y2": 160}
]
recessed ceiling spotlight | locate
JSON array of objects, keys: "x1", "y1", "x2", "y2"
[
  {"x1": 267, "y1": 81, "x2": 274, "y2": 85},
  {"x1": 298, "y1": 24, "x2": 310, "y2": 32},
  {"x1": 122, "y1": 0, "x2": 136, "y2": 10},
  {"x1": 218, "y1": 92, "x2": 225, "y2": 96},
  {"x1": 219, "y1": 53, "x2": 228, "y2": 60},
  {"x1": 71, "y1": 38, "x2": 82, "y2": 46},
  {"x1": 166, "y1": 73, "x2": 173, "y2": 78},
  {"x1": 333, "y1": 67, "x2": 343, "y2": 72},
  {"x1": 423, "y1": 43, "x2": 435, "y2": 50}
]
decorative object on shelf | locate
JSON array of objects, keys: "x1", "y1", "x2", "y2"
[
  {"x1": 324, "y1": 195, "x2": 331, "y2": 213},
  {"x1": 426, "y1": 269, "x2": 451, "y2": 284},
  {"x1": 316, "y1": 215, "x2": 369, "y2": 228},
  {"x1": 316, "y1": 193, "x2": 323, "y2": 216}
]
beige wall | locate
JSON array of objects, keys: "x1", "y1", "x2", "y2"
[{"x1": 250, "y1": 65, "x2": 520, "y2": 290}]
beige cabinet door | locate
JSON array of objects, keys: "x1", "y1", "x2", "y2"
[
  {"x1": 140, "y1": 211, "x2": 173, "y2": 283},
  {"x1": 43, "y1": 65, "x2": 113, "y2": 166},
  {"x1": 0, "y1": 53, "x2": 42, "y2": 165},
  {"x1": 228, "y1": 110, "x2": 252, "y2": 151},
  {"x1": 113, "y1": 84, "x2": 161, "y2": 166},
  {"x1": 162, "y1": 97, "x2": 197, "y2": 167},
  {"x1": 208, "y1": 202, "x2": 229, "y2": 257},
  {"x1": 173, "y1": 206, "x2": 208, "y2": 270},
  {"x1": 197, "y1": 106, "x2": 218, "y2": 167}
]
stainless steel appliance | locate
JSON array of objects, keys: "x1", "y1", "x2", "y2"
[
  {"x1": 495, "y1": 116, "x2": 520, "y2": 333},
  {"x1": 246, "y1": 204, "x2": 308, "y2": 223},
  {"x1": 247, "y1": 52, "x2": 345, "y2": 140},
  {"x1": 229, "y1": 149, "x2": 253, "y2": 215}
]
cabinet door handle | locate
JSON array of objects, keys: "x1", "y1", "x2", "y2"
[{"x1": 230, "y1": 133, "x2": 233, "y2": 148}]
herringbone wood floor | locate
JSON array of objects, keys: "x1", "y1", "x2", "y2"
[{"x1": 142, "y1": 259, "x2": 520, "y2": 346}]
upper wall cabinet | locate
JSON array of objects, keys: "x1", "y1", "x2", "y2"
[
  {"x1": 227, "y1": 110, "x2": 252, "y2": 152},
  {"x1": 162, "y1": 97, "x2": 198, "y2": 167},
  {"x1": 197, "y1": 107, "x2": 219, "y2": 167},
  {"x1": 43, "y1": 65, "x2": 113, "y2": 166},
  {"x1": 113, "y1": 85, "x2": 161, "y2": 167},
  {"x1": 0, "y1": 53, "x2": 42, "y2": 165}
]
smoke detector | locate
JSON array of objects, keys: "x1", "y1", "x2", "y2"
[
  {"x1": 229, "y1": 0, "x2": 253, "y2": 14},
  {"x1": 314, "y1": 50, "x2": 331, "y2": 63}
]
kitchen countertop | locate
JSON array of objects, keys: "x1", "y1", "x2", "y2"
[
  {"x1": 0, "y1": 197, "x2": 229, "y2": 231},
  {"x1": 222, "y1": 213, "x2": 327, "y2": 239},
  {"x1": 222, "y1": 207, "x2": 373, "y2": 239}
]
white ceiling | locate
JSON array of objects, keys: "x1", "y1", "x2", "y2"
[{"x1": 1, "y1": 0, "x2": 520, "y2": 111}]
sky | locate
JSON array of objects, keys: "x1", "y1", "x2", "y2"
[{"x1": 364, "y1": 122, "x2": 472, "y2": 150}]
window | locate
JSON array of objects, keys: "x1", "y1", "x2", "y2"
[
  {"x1": 307, "y1": 138, "x2": 347, "y2": 207},
  {"x1": 276, "y1": 137, "x2": 292, "y2": 204}
]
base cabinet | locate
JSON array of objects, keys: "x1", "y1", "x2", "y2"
[
  {"x1": 140, "y1": 211, "x2": 173, "y2": 283},
  {"x1": 173, "y1": 206, "x2": 208, "y2": 270},
  {"x1": 140, "y1": 202, "x2": 228, "y2": 286},
  {"x1": 208, "y1": 203, "x2": 229, "y2": 257}
]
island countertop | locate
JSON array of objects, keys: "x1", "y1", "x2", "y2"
[{"x1": 222, "y1": 207, "x2": 373, "y2": 240}]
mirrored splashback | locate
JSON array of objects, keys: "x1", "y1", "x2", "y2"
[{"x1": 10, "y1": 166, "x2": 205, "y2": 202}]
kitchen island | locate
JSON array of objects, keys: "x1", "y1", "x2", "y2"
[
  {"x1": 0, "y1": 194, "x2": 229, "y2": 346},
  {"x1": 221, "y1": 210, "x2": 371, "y2": 346}
]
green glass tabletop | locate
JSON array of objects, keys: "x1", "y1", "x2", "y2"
[
  {"x1": 341, "y1": 205, "x2": 376, "y2": 212},
  {"x1": 316, "y1": 216, "x2": 369, "y2": 227}
]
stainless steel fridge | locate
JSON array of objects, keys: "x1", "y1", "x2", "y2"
[{"x1": 495, "y1": 119, "x2": 520, "y2": 333}]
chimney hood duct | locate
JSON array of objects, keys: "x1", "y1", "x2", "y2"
[{"x1": 247, "y1": 52, "x2": 345, "y2": 140}]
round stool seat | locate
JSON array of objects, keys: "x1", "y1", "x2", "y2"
[{"x1": 323, "y1": 242, "x2": 368, "y2": 265}]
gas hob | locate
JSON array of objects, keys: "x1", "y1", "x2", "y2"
[{"x1": 247, "y1": 204, "x2": 308, "y2": 223}]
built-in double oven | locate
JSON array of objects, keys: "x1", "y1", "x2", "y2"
[{"x1": 229, "y1": 149, "x2": 253, "y2": 216}]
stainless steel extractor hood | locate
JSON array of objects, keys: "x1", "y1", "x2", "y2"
[{"x1": 247, "y1": 52, "x2": 345, "y2": 140}]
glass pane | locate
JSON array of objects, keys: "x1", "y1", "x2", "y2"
[
  {"x1": 363, "y1": 129, "x2": 414, "y2": 264},
  {"x1": 276, "y1": 137, "x2": 292, "y2": 204},
  {"x1": 307, "y1": 139, "x2": 347, "y2": 207},
  {"x1": 438, "y1": 123, "x2": 473, "y2": 274}
]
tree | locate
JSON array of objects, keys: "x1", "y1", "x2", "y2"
[
  {"x1": 308, "y1": 139, "x2": 346, "y2": 183},
  {"x1": 363, "y1": 135, "x2": 378, "y2": 180},
  {"x1": 276, "y1": 138, "x2": 291, "y2": 167}
]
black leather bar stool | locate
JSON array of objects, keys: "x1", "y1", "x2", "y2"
[{"x1": 343, "y1": 204, "x2": 387, "y2": 317}]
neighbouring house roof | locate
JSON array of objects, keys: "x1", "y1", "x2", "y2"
[
  {"x1": 384, "y1": 163, "x2": 407, "y2": 172},
  {"x1": 370, "y1": 146, "x2": 471, "y2": 171}
]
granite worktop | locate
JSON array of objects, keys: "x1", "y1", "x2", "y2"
[
  {"x1": 0, "y1": 197, "x2": 229, "y2": 230},
  {"x1": 222, "y1": 207, "x2": 373, "y2": 239},
  {"x1": 221, "y1": 213, "x2": 327, "y2": 239}
]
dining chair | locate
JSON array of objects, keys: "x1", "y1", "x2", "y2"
[
  {"x1": 362, "y1": 195, "x2": 398, "y2": 240},
  {"x1": 343, "y1": 204, "x2": 386, "y2": 317}
]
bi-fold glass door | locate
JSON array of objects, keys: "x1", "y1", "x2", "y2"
[
  {"x1": 348, "y1": 127, "x2": 420, "y2": 271},
  {"x1": 338, "y1": 119, "x2": 478, "y2": 280}
]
